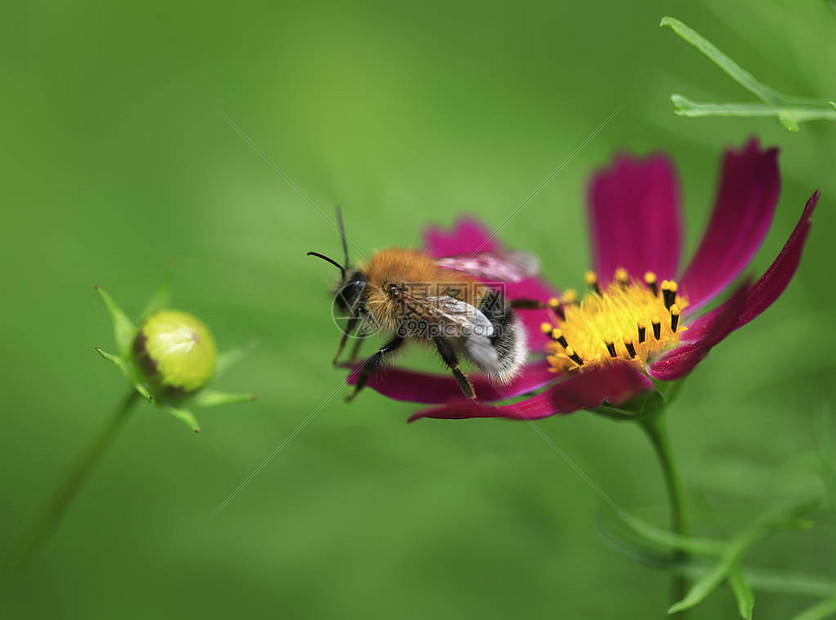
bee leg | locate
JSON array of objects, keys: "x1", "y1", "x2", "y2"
[
  {"x1": 333, "y1": 306, "x2": 369, "y2": 366},
  {"x1": 332, "y1": 314, "x2": 359, "y2": 366},
  {"x1": 433, "y1": 337, "x2": 477, "y2": 400},
  {"x1": 345, "y1": 335, "x2": 405, "y2": 402},
  {"x1": 346, "y1": 334, "x2": 364, "y2": 364}
]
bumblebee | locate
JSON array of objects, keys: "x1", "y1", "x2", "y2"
[{"x1": 308, "y1": 209, "x2": 537, "y2": 401}]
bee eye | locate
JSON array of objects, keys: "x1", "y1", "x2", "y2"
[
  {"x1": 335, "y1": 280, "x2": 366, "y2": 313},
  {"x1": 388, "y1": 284, "x2": 400, "y2": 296}
]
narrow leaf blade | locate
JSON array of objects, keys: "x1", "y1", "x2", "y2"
[
  {"x1": 616, "y1": 512, "x2": 725, "y2": 556},
  {"x1": 791, "y1": 594, "x2": 836, "y2": 620},
  {"x1": 660, "y1": 17, "x2": 782, "y2": 104},
  {"x1": 96, "y1": 286, "x2": 136, "y2": 354},
  {"x1": 729, "y1": 565, "x2": 755, "y2": 620},
  {"x1": 668, "y1": 559, "x2": 728, "y2": 614}
]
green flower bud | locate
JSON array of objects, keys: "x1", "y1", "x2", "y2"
[
  {"x1": 95, "y1": 272, "x2": 255, "y2": 432},
  {"x1": 131, "y1": 310, "x2": 217, "y2": 401}
]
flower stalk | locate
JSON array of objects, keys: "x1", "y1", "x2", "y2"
[
  {"x1": 638, "y1": 405, "x2": 691, "y2": 607},
  {"x1": 1, "y1": 390, "x2": 139, "y2": 586}
]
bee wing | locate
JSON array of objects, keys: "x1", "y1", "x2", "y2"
[
  {"x1": 434, "y1": 251, "x2": 540, "y2": 283},
  {"x1": 420, "y1": 295, "x2": 493, "y2": 336},
  {"x1": 421, "y1": 296, "x2": 499, "y2": 371}
]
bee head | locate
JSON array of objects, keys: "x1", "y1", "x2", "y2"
[
  {"x1": 309, "y1": 205, "x2": 369, "y2": 314},
  {"x1": 334, "y1": 270, "x2": 368, "y2": 314}
]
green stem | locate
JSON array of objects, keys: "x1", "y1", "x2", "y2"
[
  {"x1": 639, "y1": 408, "x2": 690, "y2": 608},
  {"x1": 2, "y1": 390, "x2": 139, "y2": 587}
]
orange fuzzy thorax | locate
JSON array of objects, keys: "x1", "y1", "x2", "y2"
[{"x1": 362, "y1": 248, "x2": 484, "y2": 334}]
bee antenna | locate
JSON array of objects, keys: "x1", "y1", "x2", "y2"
[
  {"x1": 307, "y1": 251, "x2": 346, "y2": 280},
  {"x1": 335, "y1": 205, "x2": 349, "y2": 269}
]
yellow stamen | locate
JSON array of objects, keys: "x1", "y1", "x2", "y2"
[
  {"x1": 670, "y1": 304, "x2": 680, "y2": 331},
  {"x1": 584, "y1": 271, "x2": 600, "y2": 294},
  {"x1": 614, "y1": 268, "x2": 629, "y2": 286},
  {"x1": 644, "y1": 271, "x2": 658, "y2": 296},
  {"x1": 545, "y1": 270, "x2": 688, "y2": 374},
  {"x1": 551, "y1": 329, "x2": 568, "y2": 347},
  {"x1": 564, "y1": 346, "x2": 584, "y2": 366}
]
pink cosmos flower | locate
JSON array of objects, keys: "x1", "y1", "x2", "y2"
[{"x1": 352, "y1": 139, "x2": 819, "y2": 422}]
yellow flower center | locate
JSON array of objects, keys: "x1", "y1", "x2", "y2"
[{"x1": 541, "y1": 269, "x2": 688, "y2": 374}]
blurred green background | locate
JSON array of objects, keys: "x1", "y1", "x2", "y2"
[{"x1": 2, "y1": 0, "x2": 835, "y2": 617}]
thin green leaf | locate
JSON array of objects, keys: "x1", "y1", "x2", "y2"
[
  {"x1": 660, "y1": 17, "x2": 782, "y2": 104},
  {"x1": 165, "y1": 407, "x2": 201, "y2": 433},
  {"x1": 671, "y1": 96, "x2": 836, "y2": 122},
  {"x1": 607, "y1": 529, "x2": 836, "y2": 599},
  {"x1": 792, "y1": 594, "x2": 836, "y2": 620},
  {"x1": 95, "y1": 286, "x2": 136, "y2": 354},
  {"x1": 743, "y1": 568, "x2": 836, "y2": 599},
  {"x1": 141, "y1": 262, "x2": 175, "y2": 319},
  {"x1": 729, "y1": 565, "x2": 755, "y2": 620},
  {"x1": 617, "y1": 512, "x2": 725, "y2": 556},
  {"x1": 669, "y1": 555, "x2": 729, "y2": 614},
  {"x1": 663, "y1": 18, "x2": 836, "y2": 131},
  {"x1": 669, "y1": 498, "x2": 820, "y2": 614},
  {"x1": 192, "y1": 389, "x2": 256, "y2": 408}
]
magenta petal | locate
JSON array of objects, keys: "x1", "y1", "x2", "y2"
[
  {"x1": 423, "y1": 217, "x2": 500, "y2": 258},
  {"x1": 648, "y1": 279, "x2": 750, "y2": 381},
  {"x1": 683, "y1": 190, "x2": 820, "y2": 343},
  {"x1": 679, "y1": 139, "x2": 780, "y2": 312},
  {"x1": 409, "y1": 361, "x2": 653, "y2": 421},
  {"x1": 588, "y1": 153, "x2": 682, "y2": 284},
  {"x1": 507, "y1": 276, "x2": 561, "y2": 350},
  {"x1": 346, "y1": 360, "x2": 557, "y2": 404}
]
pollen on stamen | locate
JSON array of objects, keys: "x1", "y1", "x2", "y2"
[
  {"x1": 662, "y1": 281, "x2": 678, "y2": 310},
  {"x1": 614, "y1": 268, "x2": 629, "y2": 287},
  {"x1": 644, "y1": 271, "x2": 658, "y2": 296},
  {"x1": 584, "y1": 271, "x2": 600, "y2": 295},
  {"x1": 564, "y1": 346, "x2": 583, "y2": 366},
  {"x1": 551, "y1": 329, "x2": 568, "y2": 348},
  {"x1": 547, "y1": 297, "x2": 565, "y2": 320},
  {"x1": 544, "y1": 269, "x2": 688, "y2": 374},
  {"x1": 670, "y1": 304, "x2": 680, "y2": 331}
]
